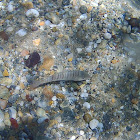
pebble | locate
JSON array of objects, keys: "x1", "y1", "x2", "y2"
[
  {"x1": 16, "y1": 29, "x2": 27, "y2": 37},
  {"x1": 0, "y1": 78, "x2": 12, "y2": 86},
  {"x1": 83, "y1": 102, "x2": 90, "y2": 109},
  {"x1": 83, "y1": 113, "x2": 92, "y2": 123},
  {"x1": 33, "y1": 38, "x2": 41, "y2": 46},
  {"x1": 42, "y1": 86, "x2": 54, "y2": 100},
  {"x1": 9, "y1": 107, "x2": 17, "y2": 119},
  {"x1": 8, "y1": 94, "x2": 19, "y2": 104},
  {"x1": 7, "y1": 3, "x2": 14, "y2": 12},
  {"x1": 89, "y1": 119, "x2": 99, "y2": 129},
  {"x1": 104, "y1": 32, "x2": 112, "y2": 40},
  {"x1": 0, "y1": 99, "x2": 7, "y2": 109},
  {"x1": 80, "y1": 92, "x2": 88, "y2": 98},
  {"x1": 0, "y1": 86, "x2": 10, "y2": 99},
  {"x1": 0, "y1": 109, "x2": 4, "y2": 122},
  {"x1": 0, "y1": 121, "x2": 5, "y2": 131},
  {"x1": 26, "y1": 9, "x2": 39, "y2": 17},
  {"x1": 37, "y1": 116, "x2": 48, "y2": 124},
  {"x1": 36, "y1": 108, "x2": 46, "y2": 117},
  {"x1": 79, "y1": 5, "x2": 87, "y2": 14},
  {"x1": 3, "y1": 69, "x2": 9, "y2": 77},
  {"x1": 39, "y1": 56, "x2": 54, "y2": 71},
  {"x1": 0, "y1": 31, "x2": 9, "y2": 41},
  {"x1": 38, "y1": 100, "x2": 47, "y2": 108},
  {"x1": 45, "y1": 13, "x2": 60, "y2": 24},
  {"x1": 25, "y1": 52, "x2": 40, "y2": 68},
  {"x1": 6, "y1": 27, "x2": 14, "y2": 33},
  {"x1": 62, "y1": 0, "x2": 70, "y2": 6}
]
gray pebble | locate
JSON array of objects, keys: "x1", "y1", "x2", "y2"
[
  {"x1": 62, "y1": 0, "x2": 70, "y2": 6},
  {"x1": 8, "y1": 94, "x2": 19, "y2": 103},
  {"x1": 79, "y1": 5, "x2": 87, "y2": 14}
]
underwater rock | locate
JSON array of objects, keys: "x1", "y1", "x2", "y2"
[{"x1": 25, "y1": 52, "x2": 40, "y2": 68}]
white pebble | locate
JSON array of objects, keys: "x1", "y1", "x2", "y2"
[
  {"x1": 79, "y1": 14, "x2": 87, "y2": 20},
  {"x1": 94, "y1": 43, "x2": 97, "y2": 48},
  {"x1": 89, "y1": 119, "x2": 99, "y2": 129},
  {"x1": 83, "y1": 102, "x2": 90, "y2": 109},
  {"x1": 86, "y1": 46, "x2": 92, "y2": 53},
  {"x1": 104, "y1": 32, "x2": 112, "y2": 40},
  {"x1": 80, "y1": 130, "x2": 84, "y2": 135},
  {"x1": 52, "y1": 96, "x2": 57, "y2": 101},
  {"x1": 7, "y1": 4, "x2": 14, "y2": 12},
  {"x1": 9, "y1": 107, "x2": 17, "y2": 119},
  {"x1": 70, "y1": 136, "x2": 76, "y2": 140},
  {"x1": 16, "y1": 29, "x2": 27, "y2": 37},
  {"x1": 45, "y1": 20, "x2": 51, "y2": 26},
  {"x1": 26, "y1": 9, "x2": 39, "y2": 17},
  {"x1": 6, "y1": 27, "x2": 14, "y2": 32},
  {"x1": 76, "y1": 48, "x2": 82, "y2": 53},
  {"x1": 0, "y1": 110, "x2": 4, "y2": 122},
  {"x1": 80, "y1": 92, "x2": 88, "y2": 98},
  {"x1": 96, "y1": 38, "x2": 101, "y2": 43}
]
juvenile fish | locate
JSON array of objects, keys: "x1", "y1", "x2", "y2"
[{"x1": 30, "y1": 70, "x2": 90, "y2": 89}]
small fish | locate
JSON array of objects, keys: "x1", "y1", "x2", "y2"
[{"x1": 30, "y1": 70, "x2": 90, "y2": 89}]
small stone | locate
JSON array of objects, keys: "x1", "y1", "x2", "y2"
[
  {"x1": 87, "y1": 6, "x2": 93, "y2": 13},
  {"x1": 26, "y1": 9, "x2": 39, "y2": 17},
  {"x1": 25, "y1": 52, "x2": 40, "y2": 68},
  {"x1": 80, "y1": 130, "x2": 84, "y2": 135},
  {"x1": 79, "y1": 5, "x2": 87, "y2": 14},
  {"x1": 0, "y1": 31, "x2": 9, "y2": 41},
  {"x1": 7, "y1": 4, "x2": 14, "y2": 12},
  {"x1": 56, "y1": 93, "x2": 65, "y2": 99},
  {"x1": 39, "y1": 56, "x2": 54, "y2": 71},
  {"x1": 18, "y1": 110, "x2": 23, "y2": 118},
  {"x1": 52, "y1": 96, "x2": 57, "y2": 101},
  {"x1": 9, "y1": 107, "x2": 17, "y2": 119},
  {"x1": 10, "y1": 118, "x2": 18, "y2": 129},
  {"x1": 6, "y1": 26, "x2": 14, "y2": 33},
  {"x1": 62, "y1": 0, "x2": 70, "y2": 6},
  {"x1": 8, "y1": 94, "x2": 19, "y2": 104},
  {"x1": 89, "y1": 119, "x2": 99, "y2": 129},
  {"x1": 37, "y1": 116, "x2": 48, "y2": 124},
  {"x1": 22, "y1": 2, "x2": 33, "y2": 9},
  {"x1": 111, "y1": 59, "x2": 118, "y2": 64},
  {"x1": 38, "y1": 100, "x2": 47, "y2": 108},
  {"x1": 21, "y1": 49, "x2": 29, "y2": 57},
  {"x1": 4, "y1": 112, "x2": 11, "y2": 126},
  {"x1": 111, "y1": 98, "x2": 116, "y2": 103},
  {"x1": 104, "y1": 32, "x2": 112, "y2": 40},
  {"x1": 83, "y1": 102, "x2": 90, "y2": 109},
  {"x1": 131, "y1": 98, "x2": 138, "y2": 104},
  {"x1": 43, "y1": 86, "x2": 54, "y2": 100},
  {"x1": 0, "y1": 121, "x2": 5, "y2": 131},
  {"x1": 62, "y1": 107, "x2": 75, "y2": 122},
  {"x1": 68, "y1": 58, "x2": 73, "y2": 62},
  {"x1": 39, "y1": 21, "x2": 45, "y2": 26},
  {"x1": 80, "y1": 92, "x2": 88, "y2": 98},
  {"x1": 33, "y1": 38, "x2": 41, "y2": 46},
  {"x1": 3, "y1": 69, "x2": 9, "y2": 77},
  {"x1": 0, "y1": 86, "x2": 10, "y2": 99},
  {"x1": 0, "y1": 99, "x2": 7, "y2": 109},
  {"x1": 16, "y1": 29, "x2": 27, "y2": 37},
  {"x1": 36, "y1": 108, "x2": 46, "y2": 117},
  {"x1": 45, "y1": 13, "x2": 60, "y2": 24},
  {"x1": 0, "y1": 109, "x2": 4, "y2": 122},
  {"x1": 83, "y1": 113, "x2": 92, "y2": 123}
]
